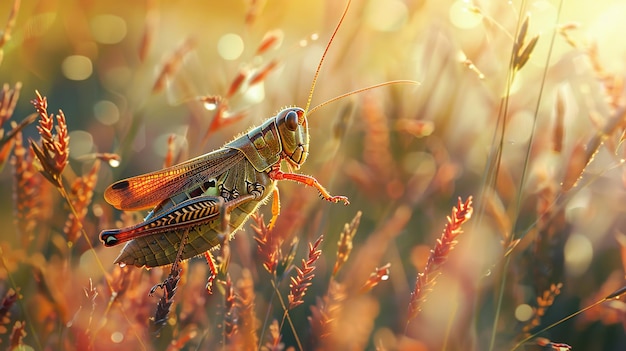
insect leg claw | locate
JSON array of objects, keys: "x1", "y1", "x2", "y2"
[
  {"x1": 330, "y1": 195, "x2": 350, "y2": 205},
  {"x1": 247, "y1": 181, "x2": 265, "y2": 199}
]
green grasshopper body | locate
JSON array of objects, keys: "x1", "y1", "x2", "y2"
[{"x1": 100, "y1": 107, "x2": 348, "y2": 267}]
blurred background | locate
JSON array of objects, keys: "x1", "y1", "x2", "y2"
[{"x1": 1, "y1": 0, "x2": 626, "y2": 350}]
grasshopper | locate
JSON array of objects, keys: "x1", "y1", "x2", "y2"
[
  {"x1": 100, "y1": 106, "x2": 348, "y2": 268},
  {"x1": 99, "y1": 4, "x2": 355, "y2": 268}
]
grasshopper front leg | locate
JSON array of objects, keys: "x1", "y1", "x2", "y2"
[{"x1": 268, "y1": 165, "x2": 349, "y2": 205}]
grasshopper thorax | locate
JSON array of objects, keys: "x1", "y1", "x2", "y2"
[
  {"x1": 275, "y1": 107, "x2": 308, "y2": 169},
  {"x1": 224, "y1": 107, "x2": 309, "y2": 172}
]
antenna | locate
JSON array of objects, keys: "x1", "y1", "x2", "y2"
[
  {"x1": 308, "y1": 80, "x2": 420, "y2": 116},
  {"x1": 302, "y1": 0, "x2": 352, "y2": 122}
]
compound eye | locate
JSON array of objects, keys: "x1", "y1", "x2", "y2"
[{"x1": 285, "y1": 110, "x2": 299, "y2": 131}]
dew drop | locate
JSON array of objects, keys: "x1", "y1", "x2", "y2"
[
  {"x1": 111, "y1": 331, "x2": 124, "y2": 343},
  {"x1": 108, "y1": 158, "x2": 121, "y2": 168},
  {"x1": 203, "y1": 101, "x2": 218, "y2": 111}
]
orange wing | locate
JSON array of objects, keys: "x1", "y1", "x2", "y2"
[{"x1": 104, "y1": 147, "x2": 244, "y2": 211}]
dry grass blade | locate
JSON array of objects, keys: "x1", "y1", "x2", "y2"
[
  {"x1": 0, "y1": 82, "x2": 21, "y2": 125},
  {"x1": 91, "y1": 152, "x2": 121, "y2": 167},
  {"x1": 261, "y1": 319, "x2": 283, "y2": 351},
  {"x1": 308, "y1": 280, "x2": 346, "y2": 348},
  {"x1": 513, "y1": 15, "x2": 540, "y2": 71},
  {"x1": 521, "y1": 283, "x2": 563, "y2": 338},
  {"x1": 64, "y1": 160, "x2": 100, "y2": 243},
  {"x1": 150, "y1": 268, "x2": 182, "y2": 335},
  {"x1": 226, "y1": 68, "x2": 248, "y2": 99},
  {"x1": 204, "y1": 102, "x2": 248, "y2": 138},
  {"x1": 343, "y1": 205, "x2": 411, "y2": 294},
  {"x1": 516, "y1": 35, "x2": 539, "y2": 71},
  {"x1": 256, "y1": 29, "x2": 283, "y2": 55},
  {"x1": 562, "y1": 107, "x2": 626, "y2": 192},
  {"x1": 0, "y1": 0, "x2": 20, "y2": 66},
  {"x1": 223, "y1": 274, "x2": 238, "y2": 338},
  {"x1": 288, "y1": 235, "x2": 324, "y2": 310},
  {"x1": 407, "y1": 196, "x2": 473, "y2": 323},
  {"x1": 152, "y1": 37, "x2": 197, "y2": 94},
  {"x1": 163, "y1": 134, "x2": 177, "y2": 168},
  {"x1": 9, "y1": 320, "x2": 28, "y2": 349},
  {"x1": 534, "y1": 338, "x2": 572, "y2": 350},
  {"x1": 244, "y1": 0, "x2": 266, "y2": 25},
  {"x1": 0, "y1": 113, "x2": 37, "y2": 155},
  {"x1": 359, "y1": 263, "x2": 391, "y2": 293},
  {"x1": 460, "y1": 54, "x2": 486, "y2": 80},
  {"x1": 0, "y1": 288, "x2": 18, "y2": 321},
  {"x1": 138, "y1": 0, "x2": 158, "y2": 62},
  {"x1": 0, "y1": 83, "x2": 31, "y2": 169},
  {"x1": 553, "y1": 88, "x2": 566, "y2": 153},
  {"x1": 558, "y1": 22, "x2": 580, "y2": 48},
  {"x1": 11, "y1": 129, "x2": 47, "y2": 242},
  {"x1": 167, "y1": 327, "x2": 198, "y2": 351},
  {"x1": 30, "y1": 91, "x2": 70, "y2": 188},
  {"x1": 237, "y1": 269, "x2": 259, "y2": 350},
  {"x1": 252, "y1": 212, "x2": 282, "y2": 275},
  {"x1": 333, "y1": 211, "x2": 362, "y2": 277},
  {"x1": 249, "y1": 59, "x2": 279, "y2": 87}
]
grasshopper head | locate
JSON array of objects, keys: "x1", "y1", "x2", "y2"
[{"x1": 276, "y1": 107, "x2": 309, "y2": 169}]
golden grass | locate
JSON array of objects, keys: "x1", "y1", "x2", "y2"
[{"x1": 2, "y1": 0, "x2": 626, "y2": 350}]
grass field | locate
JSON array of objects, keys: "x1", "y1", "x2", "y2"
[{"x1": 1, "y1": 0, "x2": 626, "y2": 350}]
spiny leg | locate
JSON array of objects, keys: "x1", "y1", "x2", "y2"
[
  {"x1": 150, "y1": 228, "x2": 190, "y2": 295},
  {"x1": 204, "y1": 250, "x2": 218, "y2": 294},
  {"x1": 268, "y1": 187, "x2": 280, "y2": 230},
  {"x1": 268, "y1": 167, "x2": 349, "y2": 205},
  {"x1": 149, "y1": 228, "x2": 190, "y2": 333},
  {"x1": 212, "y1": 183, "x2": 265, "y2": 282},
  {"x1": 217, "y1": 181, "x2": 266, "y2": 234}
]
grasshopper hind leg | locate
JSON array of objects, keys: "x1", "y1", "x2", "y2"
[{"x1": 112, "y1": 182, "x2": 268, "y2": 268}]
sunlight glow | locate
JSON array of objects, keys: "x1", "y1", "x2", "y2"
[{"x1": 450, "y1": 1, "x2": 483, "y2": 29}]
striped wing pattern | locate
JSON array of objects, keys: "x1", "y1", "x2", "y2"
[{"x1": 100, "y1": 196, "x2": 222, "y2": 246}]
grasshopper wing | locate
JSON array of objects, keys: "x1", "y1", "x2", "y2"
[{"x1": 104, "y1": 147, "x2": 244, "y2": 211}]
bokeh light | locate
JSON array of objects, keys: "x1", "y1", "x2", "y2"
[
  {"x1": 90, "y1": 14, "x2": 127, "y2": 45},
  {"x1": 217, "y1": 33, "x2": 244, "y2": 60},
  {"x1": 93, "y1": 100, "x2": 120, "y2": 126},
  {"x1": 62, "y1": 55, "x2": 93, "y2": 81},
  {"x1": 365, "y1": 0, "x2": 408, "y2": 32},
  {"x1": 564, "y1": 233, "x2": 593, "y2": 277},
  {"x1": 68, "y1": 130, "x2": 95, "y2": 159},
  {"x1": 449, "y1": 1, "x2": 483, "y2": 29}
]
